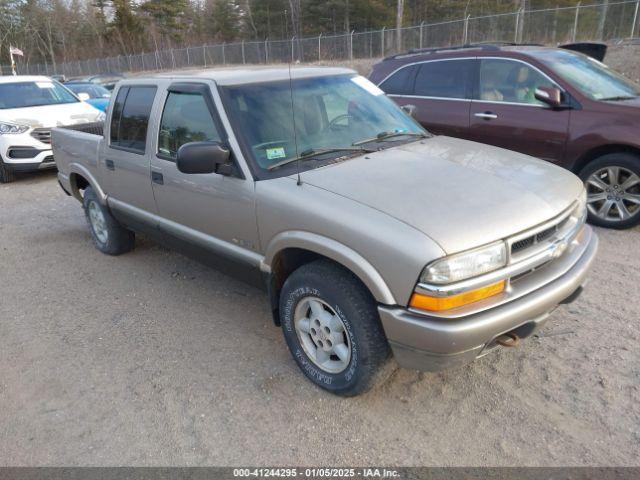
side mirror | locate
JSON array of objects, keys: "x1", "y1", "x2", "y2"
[
  {"x1": 401, "y1": 104, "x2": 417, "y2": 117},
  {"x1": 78, "y1": 92, "x2": 90, "y2": 101},
  {"x1": 177, "y1": 141, "x2": 231, "y2": 175},
  {"x1": 534, "y1": 87, "x2": 563, "y2": 108}
]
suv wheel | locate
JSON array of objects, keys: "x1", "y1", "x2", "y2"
[
  {"x1": 83, "y1": 186, "x2": 135, "y2": 255},
  {"x1": 580, "y1": 153, "x2": 640, "y2": 229},
  {"x1": 279, "y1": 259, "x2": 391, "y2": 396},
  {"x1": 0, "y1": 157, "x2": 15, "y2": 184}
]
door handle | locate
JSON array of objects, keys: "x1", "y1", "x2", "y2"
[
  {"x1": 105, "y1": 159, "x2": 115, "y2": 170},
  {"x1": 151, "y1": 171, "x2": 164, "y2": 185},
  {"x1": 474, "y1": 112, "x2": 498, "y2": 120}
]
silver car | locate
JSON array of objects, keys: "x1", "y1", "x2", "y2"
[{"x1": 53, "y1": 67, "x2": 598, "y2": 396}]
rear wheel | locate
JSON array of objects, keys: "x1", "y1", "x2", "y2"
[
  {"x1": 579, "y1": 153, "x2": 640, "y2": 229},
  {"x1": 279, "y1": 259, "x2": 391, "y2": 396},
  {"x1": 0, "y1": 157, "x2": 15, "y2": 184},
  {"x1": 82, "y1": 186, "x2": 135, "y2": 255}
]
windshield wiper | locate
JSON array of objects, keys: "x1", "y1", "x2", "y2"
[
  {"x1": 267, "y1": 146, "x2": 374, "y2": 171},
  {"x1": 352, "y1": 130, "x2": 428, "y2": 146},
  {"x1": 600, "y1": 95, "x2": 638, "y2": 101}
]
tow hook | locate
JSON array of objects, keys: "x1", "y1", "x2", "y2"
[{"x1": 496, "y1": 332, "x2": 520, "y2": 348}]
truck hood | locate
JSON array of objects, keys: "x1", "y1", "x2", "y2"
[
  {"x1": 0, "y1": 101, "x2": 103, "y2": 128},
  {"x1": 298, "y1": 136, "x2": 583, "y2": 254}
]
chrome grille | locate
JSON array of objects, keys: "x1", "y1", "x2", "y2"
[
  {"x1": 509, "y1": 207, "x2": 578, "y2": 261},
  {"x1": 30, "y1": 128, "x2": 51, "y2": 144}
]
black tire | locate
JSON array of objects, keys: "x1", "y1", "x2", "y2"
[
  {"x1": 279, "y1": 259, "x2": 391, "y2": 396},
  {"x1": 0, "y1": 157, "x2": 15, "y2": 184},
  {"x1": 82, "y1": 186, "x2": 135, "y2": 255},
  {"x1": 579, "y1": 153, "x2": 640, "y2": 229}
]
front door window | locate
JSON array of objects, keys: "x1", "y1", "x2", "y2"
[{"x1": 478, "y1": 59, "x2": 556, "y2": 105}]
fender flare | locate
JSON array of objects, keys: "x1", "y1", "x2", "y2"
[
  {"x1": 262, "y1": 230, "x2": 397, "y2": 305},
  {"x1": 68, "y1": 163, "x2": 107, "y2": 205}
]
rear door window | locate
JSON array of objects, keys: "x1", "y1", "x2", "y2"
[
  {"x1": 158, "y1": 90, "x2": 223, "y2": 160},
  {"x1": 109, "y1": 86, "x2": 157, "y2": 154},
  {"x1": 413, "y1": 60, "x2": 473, "y2": 99},
  {"x1": 379, "y1": 65, "x2": 418, "y2": 95}
]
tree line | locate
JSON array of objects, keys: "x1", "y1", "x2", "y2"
[{"x1": 0, "y1": 0, "x2": 592, "y2": 68}]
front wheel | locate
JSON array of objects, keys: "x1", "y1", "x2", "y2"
[
  {"x1": 279, "y1": 259, "x2": 391, "y2": 396},
  {"x1": 579, "y1": 153, "x2": 640, "y2": 229},
  {"x1": 0, "y1": 157, "x2": 15, "y2": 184}
]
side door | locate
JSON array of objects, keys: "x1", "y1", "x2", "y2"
[
  {"x1": 469, "y1": 58, "x2": 570, "y2": 163},
  {"x1": 381, "y1": 59, "x2": 474, "y2": 138},
  {"x1": 101, "y1": 84, "x2": 158, "y2": 227},
  {"x1": 149, "y1": 82, "x2": 261, "y2": 280}
]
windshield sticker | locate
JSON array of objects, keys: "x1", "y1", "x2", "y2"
[
  {"x1": 351, "y1": 76, "x2": 384, "y2": 96},
  {"x1": 36, "y1": 82, "x2": 54, "y2": 89},
  {"x1": 266, "y1": 147, "x2": 286, "y2": 160}
]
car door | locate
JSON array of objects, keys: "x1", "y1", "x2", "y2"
[
  {"x1": 380, "y1": 58, "x2": 474, "y2": 138},
  {"x1": 149, "y1": 82, "x2": 261, "y2": 282},
  {"x1": 101, "y1": 84, "x2": 158, "y2": 229},
  {"x1": 469, "y1": 58, "x2": 570, "y2": 163}
]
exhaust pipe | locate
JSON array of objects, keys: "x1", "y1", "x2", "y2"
[{"x1": 496, "y1": 332, "x2": 520, "y2": 348}]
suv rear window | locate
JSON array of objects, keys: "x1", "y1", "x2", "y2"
[
  {"x1": 110, "y1": 86, "x2": 157, "y2": 154},
  {"x1": 413, "y1": 60, "x2": 472, "y2": 99}
]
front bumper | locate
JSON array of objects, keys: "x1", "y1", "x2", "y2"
[
  {"x1": 379, "y1": 225, "x2": 598, "y2": 372},
  {"x1": 1, "y1": 134, "x2": 54, "y2": 172}
]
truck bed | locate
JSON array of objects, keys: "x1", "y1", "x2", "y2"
[{"x1": 52, "y1": 122, "x2": 104, "y2": 190}]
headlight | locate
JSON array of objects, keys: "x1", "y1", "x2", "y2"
[
  {"x1": 420, "y1": 241, "x2": 507, "y2": 285},
  {"x1": 95, "y1": 111, "x2": 106, "y2": 122},
  {"x1": 0, "y1": 122, "x2": 30, "y2": 134}
]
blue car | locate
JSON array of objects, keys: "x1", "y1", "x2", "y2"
[{"x1": 64, "y1": 82, "x2": 111, "y2": 112}]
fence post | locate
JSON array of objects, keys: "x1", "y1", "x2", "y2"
[
  {"x1": 318, "y1": 33, "x2": 322, "y2": 62},
  {"x1": 291, "y1": 36, "x2": 296, "y2": 62},
  {"x1": 381, "y1": 27, "x2": 386, "y2": 57},
  {"x1": 241, "y1": 41, "x2": 246, "y2": 64},
  {"x1": 419, "y1": 21, "x2": 425, "y2": 50},
  {"x1": 463, "y1": 15, "x2": 470, "y2": 44},
  {"x1": 265, "y1": 39, "x2": 269, "y2": 63},
  {"x1": 632, "y1": 0, "x2": 640, "y2": 38},
  {"x1": 514, "y1": 10, "x2": 520, "y2": 43},
  {"x1": 350, "y1": 30, "x2": 354, "y2": 61},
  {"x1": 203, "y1": 44, "x2": 207, "y2": 67},
  {"x1": 222, "y1": 43, "x2": 226, "y2": 64},
  {"x1": 186, "y1": 47, "x2": 190, "y2": 66},
  {"x1": 572, "y1": 2, "x2": 581, "y2": 42},
  {"x1": 518, "y1": 8, "x2": 525, "y2": 43}
]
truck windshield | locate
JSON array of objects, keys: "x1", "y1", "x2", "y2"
[
  {"x1": 0, "y1": 80, "x2": 79, "y2": 109},
  {"x1": 532, "y1": 49, "x2": 640, "y2": 101},
  {"x1": 220, "y1": 74, "x2": 426, "y2": 177}
]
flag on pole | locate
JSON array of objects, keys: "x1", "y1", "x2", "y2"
[{"x1": 9, "y1": 46, "x2": 24, "y2": 57}]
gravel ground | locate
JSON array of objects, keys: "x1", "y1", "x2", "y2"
[{"x1": 0, "y1": 171, "x2": 639, "y2": 467}]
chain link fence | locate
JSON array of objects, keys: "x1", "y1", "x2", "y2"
[{"x1": 2, "y1": 0, "x2": 640, "y2": 77}]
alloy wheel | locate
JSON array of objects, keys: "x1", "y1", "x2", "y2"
[
  {"x1": 586, "y1": 166, "x2": 640, "y2": 222},
  {"x1": 88, "y1": 200, "x2": 109, "y2": 244},
  {"x1": 294, "y1": 297, "x2": 351, "y2": 374}
]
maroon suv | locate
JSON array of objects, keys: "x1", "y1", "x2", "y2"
[{"x1": 370, "y1": 44, "x2": 640, "y2": 229}]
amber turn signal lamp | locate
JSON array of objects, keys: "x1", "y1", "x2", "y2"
[{"x1": 409, "y1": 280, "x2": 506, "y2": 312}]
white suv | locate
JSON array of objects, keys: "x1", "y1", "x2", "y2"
[{"x1": 0, "y1": 75, "x2": 105, "y2": 183}]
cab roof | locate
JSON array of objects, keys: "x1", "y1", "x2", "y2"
[
  {"x1": 0, "y1": 75, "x2": 57, "y2": 84},
  {"x1": 135, "y1": 66, "x2": 357, "y2": 86}
]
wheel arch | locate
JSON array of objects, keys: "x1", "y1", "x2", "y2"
[
  {"x1": 262, "y1": 232, "x2": 397, "y2": 325},
  {"x1": 572, "y1": 144, "x2": 640, "y2": 175},
  {"x1": 68, "y1": 163, "x2": 107, "y2": 205}
]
